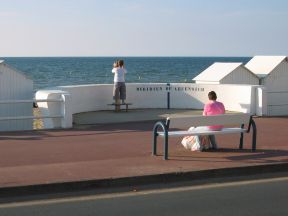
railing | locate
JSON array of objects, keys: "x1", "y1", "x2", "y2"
[
  {"x1": 0, "y1": 97, "x2": 70, "y2": 130},
  {"x1": 0, "y1": 99, "x2": 64, "y2": 121}
]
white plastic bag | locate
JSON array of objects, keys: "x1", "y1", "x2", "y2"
[
  {"x1": 181, "y1": 127, "x2": 211, "y2": 151},
  {"x1": 181, "y1": 135, "x2": 202, "y2": 151}
]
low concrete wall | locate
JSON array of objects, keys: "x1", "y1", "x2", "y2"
[{"x1": 36, "y1": 83, "x2": 265, "y2": 129}]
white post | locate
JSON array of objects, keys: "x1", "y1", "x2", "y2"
[
  {"x1": 256, "y1": 86, "x2": 267, "y2": 116},
  {"x1": 35, "y1": 90, "x2": 72, "y2": 129},
  {"x1": 61, "y1": 93, "x2": 73, "y2": 128}
]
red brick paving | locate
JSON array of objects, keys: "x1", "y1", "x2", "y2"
[{"x1": 0, "y1": 117, "x2": 287, "y2": 188}]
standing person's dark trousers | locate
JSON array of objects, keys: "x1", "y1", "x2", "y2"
[{"x1": 113, "y1": 82, "x2": 126, "y2": 104}]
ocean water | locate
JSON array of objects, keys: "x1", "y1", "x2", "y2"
[{"x1": 3, "y1": 57, "x2": 251, "y2": 91}]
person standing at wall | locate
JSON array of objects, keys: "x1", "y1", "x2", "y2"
[{"x1": 112, "y1": 59, "x2": 127, "y2": 110}]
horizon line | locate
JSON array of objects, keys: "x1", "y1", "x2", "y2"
[{"x1": 1, "y1": 55, "x2": 253, "y2": 58}]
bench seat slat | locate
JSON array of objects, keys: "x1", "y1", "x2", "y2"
[
  {"x1": 168, "y1": 113, "x2": 250, "y2": 129},
  {"x1": 158, "y1": 128, "x2": 247, "y2": 137}
]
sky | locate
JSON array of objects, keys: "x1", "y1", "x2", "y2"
[{"x1": 0, "y1": 0, "x2": 288, "y2": 57}]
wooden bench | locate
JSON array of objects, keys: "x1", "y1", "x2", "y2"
[
  {"x1": 107, "y1": 103, "x2": 132, "y2": 112},
  {"x1": 152, "y1": 113, "x2": 257, "y2": 160}
]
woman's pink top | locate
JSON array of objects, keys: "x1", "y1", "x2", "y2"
[{"x1": 203, "y1": 101, "x2": 225, "y2": 130}]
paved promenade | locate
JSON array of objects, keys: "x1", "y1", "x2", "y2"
[{"x1": 0, "y1": 109, "x2": 287, "y2": 197}]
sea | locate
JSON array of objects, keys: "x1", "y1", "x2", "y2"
[{"x1": 2, "y1": 57, "x2": 251, "y2": 91}]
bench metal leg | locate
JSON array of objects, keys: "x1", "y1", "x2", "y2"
[
  {"x1": 125, "y1": 104, "x2": 128, "y2": 112},
  {"x1": 251, "y1": 119, "x2": 257, "y2": 151},
  {"x1": 239, "y1": 132, "x2": 244, "y2": 149},
  {"x1": 164, "y1": 135, "x2": 168, "y2": 160},
  {"x1": 239, "y1": 124, "x2": 244, "y2": 149},
  {"x1": 152, "y1": 121, "x2": 169, "y2": 160},
  {"x1": 152, "y1": 131, "x2": 158, "y2": 156}
]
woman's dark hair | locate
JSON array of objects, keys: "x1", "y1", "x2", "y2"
[{"x1": 208, "y1": 91, "x2": 217, "y2": 100}]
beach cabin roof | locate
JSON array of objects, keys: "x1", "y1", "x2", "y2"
[
  {"x1": 193, "y1": 62, "x2": 245, "y2": 82},
  {"x1": 245, "y1": 56, "x2": 287, "y2": 78},
  {"x1": 0, "y1": 60, "x2": 31, "y2": 80}
]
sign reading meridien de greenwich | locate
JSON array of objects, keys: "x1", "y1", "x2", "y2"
[{"x1": 136, "y1": 86, "x2": 205, "y2": 92}]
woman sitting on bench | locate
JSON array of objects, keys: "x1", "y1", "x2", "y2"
[
  {"x1": 203, "y1": 91, "x2": 226, "y2": 149},
  {"x1": 182, "y1": 91, "x2": 225, "y2": 151}
]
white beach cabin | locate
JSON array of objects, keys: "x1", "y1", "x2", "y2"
[
  {"x1": 245, "y1": 56, "x2": 288, "y2": 116},
  {"x1": 192, "y1": 62, "x2": 259, "y2": 85},
  {"x1": 0, "y1": 60, "x2": 33, "y2": 131}
]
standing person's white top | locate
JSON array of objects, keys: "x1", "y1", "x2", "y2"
[{"x1": 112, "y1": 67, "x2": 127, "y2": 82}]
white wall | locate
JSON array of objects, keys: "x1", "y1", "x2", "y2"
[
  {"x1": 58, "y1": 84, "x2": 113, "y2": 113},
  {"x1": 56, "y1": 83, "x2": 169, "y2": 112},
  {"x1": 168, "y1": 83, "x2": 258, "y2": 113},
  {"x1": 36, "y1": 83, "x2": 262, "y2": 129},
  {"x1": 56, "y1": 83, "x2": 258, "y2": 113}
]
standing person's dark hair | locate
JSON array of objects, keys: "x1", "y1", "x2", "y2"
[{"x1": 118, "y1": 60, "x2": 124, "y2": 67}]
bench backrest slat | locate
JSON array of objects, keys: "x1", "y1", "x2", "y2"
[{"x1": 167, "y1": 113, "x2": 251, "y2": 129}]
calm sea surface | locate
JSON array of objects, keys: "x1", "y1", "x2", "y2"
[{"x1": 3, "y1": 57, "x2": 251, "y2": 91}]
